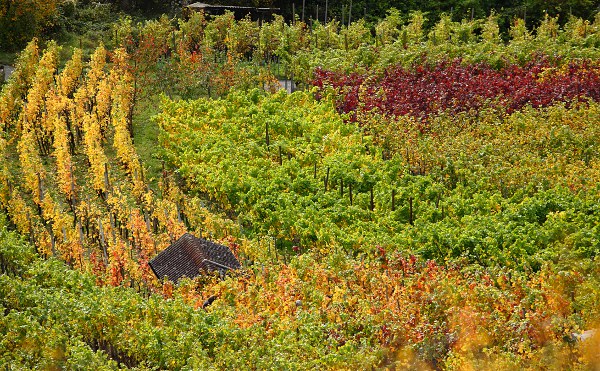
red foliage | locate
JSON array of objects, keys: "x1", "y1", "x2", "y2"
[{"x1": 312, "y1": 59, "x2": 600, "y2": 121}]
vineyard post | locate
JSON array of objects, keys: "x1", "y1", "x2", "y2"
[
  {"x1": 37, "y1": 173, "x2": 44, "y2": 203},
  {"x1": 349, "y1": 183, "x2": 353, "y2": 205},
  {"x1": 165, "y1": 209, "x2": 174, "y2": 243},
  {"x1": 279, "y1": 145, "x2": 283, "y2": 165},
  {"x1": 27, "y1": 212, "x2": 34, "y2": 247},
  {"x1": 70, "y1": 163, "x2": 76, "y2": 207},
  {"x1": 325, "y1": 0, "x2": 328, "y2": 24},
  {"x1": 370, "y1": 186, "x2": 374, "y2": 211},
  {"x1": 392, "y1": 189, "x2": 396, "y2": 211},
  {"x1": 314, "y1": 162, "x2": 317, "y2": 179},
  {"x1": 267, "y1": 236, "x2": 271, "y2": 261},
  {"x1": 265, "y1": 122, "x2": 271, "y2": 147},
  {"x1": 84, "y1": 196, "x2": 90, "y2": 238},
  {"x1": 36, "y1": 173, "x2": 43, "y2": 216},
  {"x1": 176, "y1": 203, "x2": 182, "y2": 223},
  {"x1": 348, "y1": 0, "x2": 352, "y2": 27},
  {"x1": 302, "y1": 0, "x2": 305, "y2": 22},
  {"x1": 144, "y1": 211, "x2": 151, "y2": 232},
  {"x1": 161, "y1": 161, "x2": 166, "y2": 197},
  {"x1": 77, "y1": 219, "x2": 86, "y2": 256},
  {"x1": 109, "y1": 213, "x2": 116, "y2": 244},
  {"x1": 325, "y1": 167, "x2": 330, "y2": 191},
  {"x1": 104, "y1": 163, "x2": 110, "y2": 193},
  {"x1": 409, "y1": 197, "x2": 413, "y2": 225},
  {"x1": 292, "y1": 3, "x2": 295, "y2": 24},
  {"x1": 183, "y1": 209, "x2": 190, "y2": 229},
  {"x1": 50, "y1": 228, "x2": 56, "y2": 257},
  {"x1": 98, "y1": 217, "x2": 108, "y2": 265},
  {"x1": 340, "y1": 178, "x2": 343, "y2": 197}
]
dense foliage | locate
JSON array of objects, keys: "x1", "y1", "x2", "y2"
[
  {"x1": 313, "y1": 59, "x2": 600, "y2": 120},
  {"x1": 157, "y1": 89, "x2": 600, "y2": 268},
  {"x1": 0, "y1": 0, "x2": 62, "y2": 51},
  {"x1": 2, "y1": 6, "x2": 600, "y2": 370},
  {"x1": 3, "y1": 215, "x2": 600, "y2": 369}
]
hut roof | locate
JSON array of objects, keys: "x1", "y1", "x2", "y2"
[
  {"x1": 148, "y1": 233, "x2": 241, "y2": 283},
  {"x1": 186, "y1": 2, "x2": 279, "y2": 12}
]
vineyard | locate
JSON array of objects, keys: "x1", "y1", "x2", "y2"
[{"x1": 1, "y1": 8, "x2": 600, "y2": 370}]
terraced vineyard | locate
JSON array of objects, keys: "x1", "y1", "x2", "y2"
[{"x1": 1, "y1": 9, "x2": 600, "y2": 369}]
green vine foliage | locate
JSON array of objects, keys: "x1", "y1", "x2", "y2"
[
  {"x1": 157, "y1": 89, "x2": 600, "y2": 268},
  {"x1": 2, "y1": 6, "x2": 600, "y2": 370}
]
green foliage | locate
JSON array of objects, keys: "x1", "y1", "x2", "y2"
[
  {"x1": 3, "y1": 5, "x2": 600, "y2": 370},
  {"x1": 157, "y1": 88, "x2": 600, "y2": 268},
  {"x1": 2, "y1": 216, "x2": 600, "y2": 369}
]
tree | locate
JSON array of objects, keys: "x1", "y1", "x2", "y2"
[{"x1": 0, "y1": 0, "x2": 60, "y2": 51}]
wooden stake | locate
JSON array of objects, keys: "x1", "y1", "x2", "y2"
[
  {"x1": 162, "y1": 161, "x2": 167, "y2": 196},
  {"x1": 37, "y1": 173, "x2": 44, "y2": 202},
  {"x1": 409, "y1": 197, "x2": 414, "y2": 225},
  {"x1": 392, "y1": 189, "x2": 396, "y2": 211},
  {"x1": 370, "y1": 186, "x2": 374, "y2": 211},
  {"x1": 98, "y1": 217, "x2": 108, "y2": 264},
  {"x1": 266, "y1": 122, "x2": 270, "y2": 146},
  {"x1": 144, "y1": 211, "x2": 151, "y2": 232},
  {"x1": 50, "y1": 229, "x2": 56, "y2": 257},
  {"x1": 349, "y1": 183, "x2": 353, "y2": 205},
  {"x1": 27, "y1": 212, "x2": 33, "y2": 245},
  {"x1": 348, "y1": 0, "x2": 352, "y2": 26},
  {"x1": 77, "y1": 218, "x2": 85, "y2": 248},
  {"x1": 278, "y1": 146, "x2": 283, "y2": 165},
  {"x1": 109, "y1": 213, "x2": 116, "y2": 244},
  {"x1": 104, "y1": 163, "x2": 110, "y2": 192}
]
